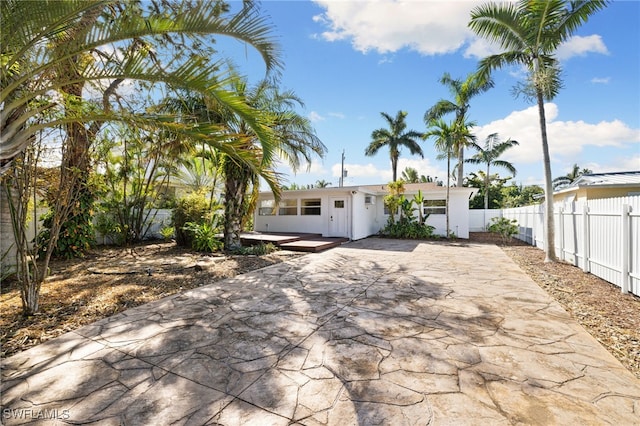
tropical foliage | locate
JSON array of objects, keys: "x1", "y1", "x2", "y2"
[
  {"x1": 1, "y1": 0, "x2": 283, "y2": 314},
  {"x1": 553, "y1": 163, "x2": 593, "y2": 190},
  {"x1": 380, "y1": 182, "x2": 435, "y2": 239},
  {"x1": 487, "y1": 217, "x2": 519, "y2": 245},
  {"x1": 365, "y1": 111, "x2": 424, "y2": 182},
  {"x1": 469, "y1": 0, "x2": 609, "y2": 261},
  {"x1": 465, "y1": 133, "x2": 519, "y2": 210},
  {"x1": 425, "y1": 72, "x2": 493, "y2": 186},
  {"x1": 424, "y1": 119, "x2": 475, "y2": 237}
]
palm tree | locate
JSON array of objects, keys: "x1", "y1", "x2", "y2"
[
  {"x1": 365, "y1": 111, "x2": 424, "y2": 182},
  {"x1": 401, "y1": 167, "x2": 420, "y2": 183},
  {"x1": 469, "y1": 0, "x2": 609, "y2": 262},
  {"x1": 424, "y1": 119, "x2": 476, "y2": 237},
  {"x1": 425, "y1": 72, "x2": 494, "y2": 186},
  {"x1": 315, "y1": 179, "x2": 331, "y2": 188},
  {"x1": 465, "y1": 133, "x2": 519, "y2": 210},
  {"x1": 0, "y1": 0, "x2": 281, "y2": 314},
  {"x1": 219, "y1": 79, "x2": 326, "y2": 250},
  {"x1": 553, "y1": 163, "x2": 592, "y2": 190}
]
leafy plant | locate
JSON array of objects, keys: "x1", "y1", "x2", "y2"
[
  {"x1": 382, "y1": 222, "x2": 436, "y2": 239},
  {"x1": 182, "y1": 220, "x2": 223, "y2": 253},
  {"x1": 159, "y1": 226, "x2": 175, "y2": 241},
  {"x1": 37, "y1": 188, "x2": 95, "y2": 259},
  {"x1": 232, "y1": 242, "x2": 278, "y2": 256},
  {"x1": 488, "y1": 217, "x2": 518, "y2": 245},
  {"x1": 172, "y1": 192, "x2": 215, "y2": 247}
]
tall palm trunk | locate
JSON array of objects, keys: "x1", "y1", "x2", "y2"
[
  {"x1": 484, "y1": 164, "x2": 490, "y2": 210},
  {"x1": 537, "y1": 90, "x2": 556, "y2": 262},
  {"x1": 223, "y1": 160, "x2": 251, "y2": 251},
  {"x1": 457, "y1": 143, "x2": 465, "y2": 187},
  {"x1": 445, "y1": 153, "x2": 451, "y2": 238},
  {"x1": 391, "y1": 155, "x2": 398, "y2": 182}
]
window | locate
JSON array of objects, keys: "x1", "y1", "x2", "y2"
[
  {"x1": 383, "y1": 205, "x2": 398, "y2": 215},
  {"x1": 423, "y1": 199, "x2": 446, "y2": 215},
  {"x1": 334, "y1": 200, "x2": 344, "y2": 208},
  {"x1": 258, "y1": 199, "x2": 275, "y2": 216},
  {"x1": 301, "y1": 198, "x2": 321, "y2": 215},
  {"x1": 364, "y1": 195, "x2": 375, "y2": 205},
  {"x1": 278, "y1": 199, "x2": 297, "y2": 216}
]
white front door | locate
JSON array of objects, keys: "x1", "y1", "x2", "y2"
[{"x1": 329, "y1": 197, "x2": 348, "y2": 237}]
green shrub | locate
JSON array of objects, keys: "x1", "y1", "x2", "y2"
[
  {"x1": 37, "y1": 189, "x2": 95, "y2": 259},
  {"x1": 95, "y1": 212, "x2": 124, "y2": 245},
  {"x1": 159, "y1": 226, "x2": 175, "y2": 241},
  {"x1": 172, "y1": 192, "x2": 211, "y2": 247},
  {"x1": 182, "y1": 220, "x2": 223, "y2": 253},
  {"x1": 488, "y1": 217, "x2": 518, "y2": 245},
  {"x1": 232, "y1": 242, "x2": 278, "y2": 256},
  {"x1": 381, "y1": 221, "x2": 436, "y2": 239}
]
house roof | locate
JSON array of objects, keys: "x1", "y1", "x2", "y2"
[
  {"x1": 555, "y1": 171, "x2": 640, "y2": 195},
  {"x1": 264, "y1": 182, "x2": 478, "y2": 197},
  {"x1": 570, "y1": 171, "x2": 640, "y2": 186}
]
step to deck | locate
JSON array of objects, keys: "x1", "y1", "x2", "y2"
[{"x1": 240, "y1": 233, "x2": 348, "y2": 253}]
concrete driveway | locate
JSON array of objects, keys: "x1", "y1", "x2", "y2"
[{"x1": 2, "y1": 238, "x2": 639, "y2": 425}]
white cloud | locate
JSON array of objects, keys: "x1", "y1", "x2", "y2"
[
  {"x1": 556, "y1": 35, "x2": 609, "y2": 60},
  {"x1": 328, "y1": 112, "x2": 346, "y2": 119},
  {"x1": 591, "y1": 77, "x2": 611, "y2": 84},
  {"x1": 331, "y1": 158, "x2": 445, "y2": 184},
  {"x1": 280, "y1": 159, "x2": 328, "y2": 176},
  {"x1": 473, "y1": 104, "x2": 640, "y2": 165},
  {"x1": 312, "y1": 0, "x2": 474, "y2": 55},
  {"x1": 464, "y1": 38, "x2": 502, "y2": 59},
  {"x1": 308, "y1": 111, "x2": 325, "y2": 122}
]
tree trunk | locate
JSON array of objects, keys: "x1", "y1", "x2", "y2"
[
  {"x1": 445, "y1": 154, "x2": 451, "y2": 238},
  {"x1": 537, "y1": 90, "x2": 557, "y2": 262},
  {"x1": 223, "y1": 160, "x2": 251, "y2": 251},
  {"x1": 484, "y1": 165, "x2": 490, "y2": 210},
  {"x1": 457, "y1": 143, "x2": 464, "y2": 187},
  {"x1": 391, "y1": 156, "x2": 398, "y2": 182}
]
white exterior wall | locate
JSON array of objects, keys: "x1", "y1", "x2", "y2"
[
  {"x1": 372, "y1": 190, "x2": 474, "y2": 239},
  {"x1": 352, "y1": 192, "x2": 380, "y2": 240},
  {"x1": 447, "y1": 193, "x2": 472, "y2": 239},
  {"x1": 254, "y1": 190, "x2": 353, "y2": 237},
  {"x1": 253, "y1": 185, "x2": 477, "y2": 240}
]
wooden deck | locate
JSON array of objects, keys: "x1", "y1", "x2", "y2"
[{"x1": 240, "y1": 232, "x2": 349, "y2": 253}]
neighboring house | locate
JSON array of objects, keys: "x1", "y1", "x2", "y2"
[
  {"x1": 552, "y1": 171, "x2": 640, "y2": 203},
  {"x1": 254, "y1": 183, "x2": 478, "y2": 240}
]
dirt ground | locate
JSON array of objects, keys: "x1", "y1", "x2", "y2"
[{"x1": 1, "y1": 235, "x2": 639, "y2": 380}]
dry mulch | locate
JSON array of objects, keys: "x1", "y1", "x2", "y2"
[{"x1": 2, "y1": 235, "x2": 639, "y2": 381}]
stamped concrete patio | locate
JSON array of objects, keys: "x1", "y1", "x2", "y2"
[{"x1": 2, "y1": 238, "x2": 639, "y2": 425}]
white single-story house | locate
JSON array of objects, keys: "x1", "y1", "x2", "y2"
[{"x1": 254, "y1": 183, "x2": 478, "y2": 240}]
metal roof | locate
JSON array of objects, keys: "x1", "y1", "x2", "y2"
[{"x1": 571, "y1": 171, "x2": 640, "y2": 186}]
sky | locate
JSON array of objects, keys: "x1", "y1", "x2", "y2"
[{"x1": 225, "y1": 0, "x2": 640, "y2": 188}]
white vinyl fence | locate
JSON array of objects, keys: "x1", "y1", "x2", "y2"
[{"x1": 502, "y1": 196, "x2": 640, "y2": 297}]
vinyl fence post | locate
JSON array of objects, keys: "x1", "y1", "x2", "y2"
[
  {"x1": 582, "y1": 203, "x2": 590, "y2": 273},
  {"x1": 558, "y1": 206, "x2": 564, "y2": 261},
  {"x1": 621, "y1": 204, "x2": 630, "y2": 294}
]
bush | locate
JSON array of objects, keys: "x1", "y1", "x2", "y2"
[
  {"x1": 380, "y1": 221, "x2": 436, "y2": 239},
  {"x1": 232, "y1": 242, "x2": 278, "y2": 256},
  {"x1": 37, "y1": 188, "x2": 95, "y2": 259},
  {"x1": 182, "y1": 220, "x2": 223, "y2": 253},
  {"x1": 172, "y1": 192, "x2": 211, "y2": 247},
  {"x1": 488, "y1": 217, "x2": 518, "y2": 245},
  {"x1": 159, "y1": 226, "x2": 175, "y2": 241}
]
